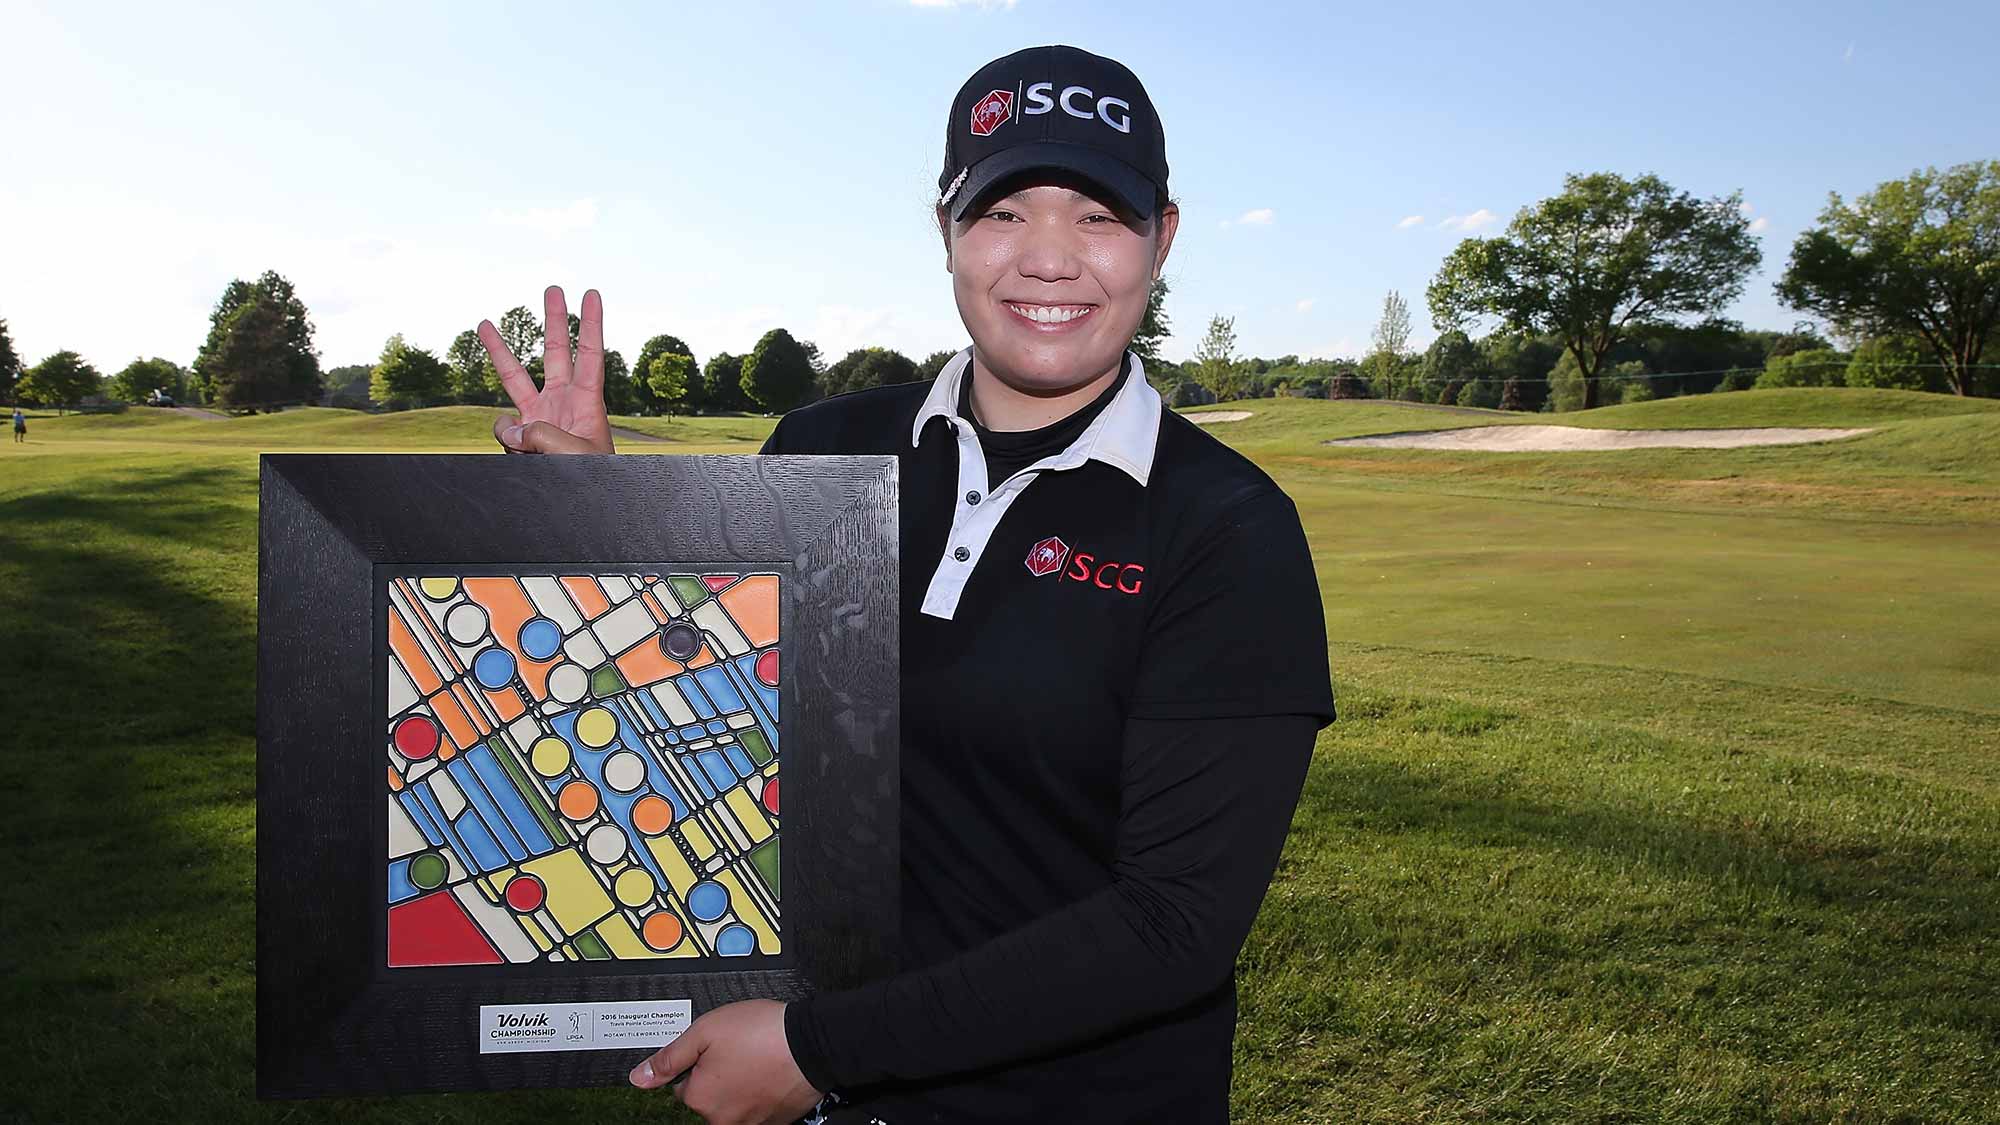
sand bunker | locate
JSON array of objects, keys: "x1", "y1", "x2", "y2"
[
  {"x1": 1187, "y1": 411, "x2": 1254, "y2": 424},
  {"x1": 1326, "y1": 425, "x2": 1873, "y2": 452}
]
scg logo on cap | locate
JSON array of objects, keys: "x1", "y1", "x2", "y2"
[{"x1": 1023, "y1": 81, "x2": 1131, "y2": 133}]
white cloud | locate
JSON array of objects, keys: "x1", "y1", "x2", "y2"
[
  {"x1": 910, "y1": 0, "x2": 1018, "y2": 8},
  {"x1": 1396, "y1": 214, "x2": 1424, "y2": 229},
  {"x1": 1221, "y1": 207, "x2": 1275, "y2": 228},
  {"x1": 1740, "y1": 201, "x2": 1756, "y2": 216},
  {"x1": 1843, "y1": 43, "x2": 1855, "y2": 63},
  {"x1": 486, "y1": 199, "x2": 599, "y2": 238},
  {"x1": 1748, "y1": 216, "x2": 1770, "y2": 233},
  {"x1": 1438, "y1": 209, "x2": 1498, "y2": 232},
  {"x1": 1296, "y1": 298, "x2": 1315, "y2": 313}
]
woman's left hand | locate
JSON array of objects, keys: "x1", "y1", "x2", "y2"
[{"x1": 629, "y1": 999, "x2": 825, "y2": 1125}]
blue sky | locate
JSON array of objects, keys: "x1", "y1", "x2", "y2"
[{"x1": 4, "y1": 0, "x2": 1995, "y2": 374}]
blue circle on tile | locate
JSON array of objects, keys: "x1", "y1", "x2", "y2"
[
  {"x1": 473, "y1": 647, "x2": 516, "y2": 689},
  {"x1": 687, "y1": 880, "x2": 729, "y2": 922},
  {"x1": 715, "y1": 923, "x2": 756, "y2": 956},
  {"x1": 519, "y1": 617, "x2": 562, "y2": 660}
]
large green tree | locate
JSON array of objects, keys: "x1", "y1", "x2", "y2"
[
  {"x1": 1131, "y1": 276, "x2": 1172, "y2": 369},
  {"x1": 445, "y1": 328, "x2": 499, "y2": 404},
  {"x1": 323, "y1": 363, "x2": 373, "y2": 409},
  {"x1": 369, "y1": 334, "x2": 451, "y2": 409},
  {"x1": 601, "y1": 350, "x2": 637, "y2": 416},
  {"x1": 917, "y1": 349, "x2": 957, "y2": 382},
  {"x1": 1429, "y1": 172, "x2": 1759, "y2": 409},
  {"x1": 819, "y1": 348, "x2": 874, "y2": 398},
  {"x1": 192, "y1": 270, "x2": 323, "y2": 409},
  {"x1": 0, "y1": 319, "x2": 20, "y2": 404},
  {"x1": 740, "y1": 328, "x2": 817, "y2": 412},
  {"x1": 1776, "y1": 160, "x2": 2000, "y2": 396},
  {"x1": 1366, "y1": 290, "x2": 1414, "y2": 398},
  {"x1": 1191, "y1": 314, "x2": 1239, "y2": 399},
  {"x1": 703, "y1": 352, "x2": 747, "y2": 412},
  {"x1": 1844, "y1": 335, "x2": 1940, "y2": 392},
  {"x1": 18, "y1": 350, "x2": 102, "y2": 411},
  {"x1": 1420, "y1": 328, "x2": 1480, "y2": 404},
  {"x1": 1754, "y1": 348, "x2": 1848, "y2": 390},
  {"x1": 633, "y1": 334, "x2": 699, "y2": 415},
  {"x1": 645, "y1": 352, "x2": 696, "y2": 418},
  {"x1": 109, "y1": 357, "x2": 188, "y2": 403},
  {"x1": 820, "y1": 347, "x2": 918, "y2": 398}
]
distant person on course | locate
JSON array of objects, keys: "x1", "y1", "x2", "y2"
[
  {"x1": 12, "y1": 406, "x2": 24, "y2": 443},
  {"x1": 474, "y1": 44, "x2": 1335, "y2": 1125}
]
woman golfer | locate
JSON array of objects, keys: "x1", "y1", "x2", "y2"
[{"x1": 478, "y1": 44, "x2": 1334, "y2": 1125}]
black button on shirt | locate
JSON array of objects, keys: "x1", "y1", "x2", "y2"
[{"x1": 760, "y1": 360, "x2": 1335, "y2": 1123}]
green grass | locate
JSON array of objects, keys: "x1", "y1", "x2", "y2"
[
  {"x1": 1179, "y1": 391, "x2": 2000, "y2": 523},
  {"x1": 19, "y1": 404, "x2": 778, "y2": 453},
  {"x1": 2, "y1": 388, "x2": 1996, "y2": 1122}
]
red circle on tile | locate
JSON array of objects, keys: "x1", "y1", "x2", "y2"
[
  {"x1": 504, "y1": 874, "x2": 545, "y2": 913},
  {"x1": 392, "y1": 715, "x2": 440, "y2": 759}
]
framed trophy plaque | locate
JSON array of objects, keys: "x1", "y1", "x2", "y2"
[{"x1": 256, "y1": 453, "x2": 898, "y2": 1098}]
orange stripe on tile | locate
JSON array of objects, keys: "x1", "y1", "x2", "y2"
[
  {"x1": 615, "y1": 639, "x2": 683, "y2": 689},
  {"x1": 486, "y1": 686, "x2": 526, "y2": 723},
  {"x1": 685, "y1": 642, "x2": 715, "y2": 670},
  {"x1": 641, "y1": 590, "x2": 672, "y2": 624},
  {"x1": 388, "y1": 764, "x2": 404, "y2": 791},
  {"x1": 400, "y1": 578, "x2": 466, "y2": 674},
  {"x1": 452, "y1": 681, "x2": 492, "y2": 737},
  {"x1": 463, "y1": 577, "x2": 556, "y2": 699},
  {"x1": 561, "y1": 576, "x2": 611, "y2": 620},
  {"x1": 719, "y1": 575, "x2": 779, "y2": 648},
  {"x1": 388, "y1": 607, "x2": 443, "y2": 695},
  {"x1": 429, "y1": 689, "x2": 479, "y2": 750}
]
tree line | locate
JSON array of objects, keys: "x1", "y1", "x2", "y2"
[
  {"x1": 5, "y1": 161, "x2": 1990, "y2": 415},
  {"x1": 1146, "y1": 159, "x2": 1998, "y2": 411}
]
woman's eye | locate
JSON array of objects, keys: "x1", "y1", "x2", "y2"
[
  {"x1": 1082, "y1": 214, "x2": 1116, "y2": 223},
  {"x1": 984, "y1": 210, "x2": 1019, "y2": 222}
]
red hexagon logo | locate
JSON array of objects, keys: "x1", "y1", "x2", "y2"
[
  {"x1": 970, "y1": 89, "x2": 1013, "y2": 137},
  {"x1": 1024, "y1": 535, "x2": 1069, "y2": 578}
]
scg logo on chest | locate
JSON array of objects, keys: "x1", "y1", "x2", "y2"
[{"x1": 1023, "y1": 535, "x2": 1144, "y2": 595}]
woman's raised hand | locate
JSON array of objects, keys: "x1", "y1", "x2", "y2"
[{"x1": 479, "y1": 285, "x2": 616, "y2": 454}]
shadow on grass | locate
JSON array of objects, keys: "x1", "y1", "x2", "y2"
[{"x1": 0, "y1": 463, "x2": 700, "y2": 1122}]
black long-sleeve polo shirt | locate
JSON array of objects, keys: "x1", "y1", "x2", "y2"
[{"x1": 761, "y1": 349, "x2": 1335, "y2": 1123}]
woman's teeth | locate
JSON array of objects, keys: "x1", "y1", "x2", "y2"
[{"x1": 1007, "y1": 303, "x2": 1092, "y2": 324}]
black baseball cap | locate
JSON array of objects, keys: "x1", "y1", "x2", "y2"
[{"x1": 938, "y1": 45, "x2": 1170, "y2": 223}]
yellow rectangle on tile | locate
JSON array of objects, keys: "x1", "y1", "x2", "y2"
[
  {"x1": 683, "y1": 821, "x2": 716, "y2": 861},
  {"x1": 645, "y1": 835, "x2": 700, "y2": 900},
  {"x1": 724, "y1": 786, "x2": 774, "y2": 844},
  {"x1": 714, "y1": 868, "x2": 780, "y2": 954},
  {"x1": 520, "y1": 848, "x2": 615, "y2": 935}
]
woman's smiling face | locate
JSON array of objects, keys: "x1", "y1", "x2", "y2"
[{"x1": 942, "y1": 174, "x2": 1178, "y2": 396}]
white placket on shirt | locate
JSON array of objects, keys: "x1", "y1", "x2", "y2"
[{"x1": 912, "y1": 349, "x2": 1161, "y2": 620}]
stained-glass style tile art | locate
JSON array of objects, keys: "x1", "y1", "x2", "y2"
[{"x1": 382, "y1": 572, "x2": 781, "y2": 968}]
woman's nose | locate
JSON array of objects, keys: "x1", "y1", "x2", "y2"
[{"x1": 1014, "y1": 218, "x2": 1082, "y2": 283}]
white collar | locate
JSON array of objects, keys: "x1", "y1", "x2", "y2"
[{"x1": 909, "y1": 347, "x2": 1162, "y2": 486}]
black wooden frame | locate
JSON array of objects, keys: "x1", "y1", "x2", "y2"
[{"x1": 257, "y1": 454, "x2": 898, "y2": 1098}]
